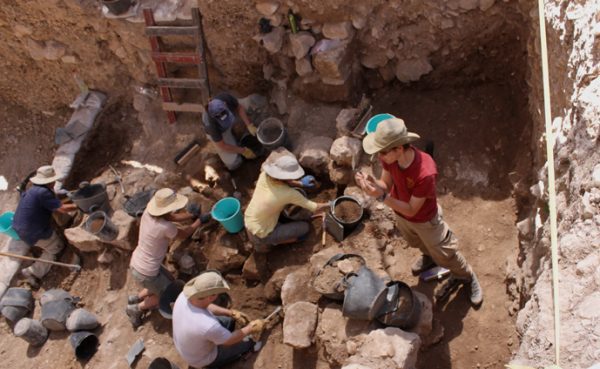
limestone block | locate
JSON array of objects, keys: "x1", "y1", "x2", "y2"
[
  {"x1": 283, "y1": 301, "x2": 318, "y2": 348},
  {"x1": 295, "y1": 57, "x2": 313, "y2": 77},
  {"x1": 309, "y1": 246, "x2": 344, "y2": 276},
  {"x1": 242, "y1": 253, "x2": 267, "y2": 281},
  {"x1": 104, "y1": 210, "x2": 136, "y2": 250},
  {"x1": 516, "y1": 217, "x2": 532, "y2": 239},
  {"x1": 330, "y1": 136, "x2": 362, "y2": 167},
  {"x1": 329, "y1": 161, "x2": 354, "y2": 185},
  {"x1": 266, "y1": 13, "x2": 282, "y2": 27},
  {"x1": 395, "y1": 58, "x2": 433, "y2": 83},
  {"x1": 351, "y1": 14, "x2": 367, "y2": 30},
  {"x1": 408, "y1": 291, "x2": 433, "y2": 339},
  {"x1": 379, "y1": 63, "x2": 396, "y2": 82},
  {"x1": 336, "y1": 108, "x2": 359, "y2": 136},
  {"x1": 261, "y1": 27, "x2": 285, "y2": 54},
  {"x1": 297, "y1": 136, "x2": 333, "y2": 175},
  {"x1": 479, "y1": 0, "x2": 495, "y2": 11},
  {"x1": 61, "y1": 54, "x2": 79, "y2": 64},
  {"x1": 323, "y1": 21, "x2": 355, "y2": 40},
  {"x1": 205, "y1": 233, "x2": 246, "y2": 272},
  {"x1": 264, "y1": 266, "x2": 300, "y2": 301},
  {"x1": 458, "y1": 0, "x2": 479, "y2": 10},
  {"x1": 281, "y1": 268, "x2": 320, "y2": 306},
  {"x1": 64, "y1": 225, "x2": 104, "y2": 253},
  {"x1": 592, "y1": 163, "x2": 600, "y2": 187},
  {"x1": 345, "y1": 327, "x2": 420, "y2": 369},
  {"x1": 256, "y1": 2, "x2": 279, "y2": 16},
  {"x1": 312, "y1": 39, "x2": 352, "y2": 81},
  {"x1": 289, "y1": 31, "x2": 316, "y2": 59}
]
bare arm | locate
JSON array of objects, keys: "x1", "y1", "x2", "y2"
[
  {"x1": 237, "y1": 105, "x2": 252, "y2": 127},
  {"x1": 55, "y1": 203, "x2": 78, "y2": 214},
  {"x1": 215, "y1": 139, "x2": 245, "y2": 154}
]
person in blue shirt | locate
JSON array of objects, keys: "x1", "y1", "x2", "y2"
[{"x1": 12, "y1": 165, "x2": 77, "y2": 285}]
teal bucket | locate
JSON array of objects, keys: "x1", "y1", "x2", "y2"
[
  {"x1": 211, "y1": 197, "x2": 244, "y2": 233},
  {"x1": 0, "y1": 212, "x2": 20, "y2": 240},
  {"x1": 365, "y1": 113, "x2": 395, "y2": 134}
]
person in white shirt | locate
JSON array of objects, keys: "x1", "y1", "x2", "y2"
[{"x1": 172, "y1": 270, "x2": 264, "y2": 368}]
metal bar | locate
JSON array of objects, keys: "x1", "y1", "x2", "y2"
[
  {"x1": 145, "y1": 26, "x2": 198, "y2": 37},
  {"x1": 151, "y1": 51, "x2": 201, "y2": 64},
  {"x1": 157, "y1": 78, "x2": 206, "y2": 89},
  {"x1": 162, "y1": 102, "x2": 205, "y2": 113},
  {"x1": 143, "y1": 8, "x2": 177, "y2": 124},
  {"x1": 192, "y1": 8, "x2": 211, "y2": 104}
]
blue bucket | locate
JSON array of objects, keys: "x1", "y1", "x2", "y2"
[
  {"x1": 365, "y1": 113, "x2": 395, "y2": 134},
  {"x1": 211, "y1": 197, "x2": 244, "y2": 233},
  {"x1": 0, "y1": 212, "x2": 20, "y2": 240}
]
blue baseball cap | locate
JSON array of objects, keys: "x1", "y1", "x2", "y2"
[{"x1": 208, "y1": 99, "x2": 235, "y2": 128}]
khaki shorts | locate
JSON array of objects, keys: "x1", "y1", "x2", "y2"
[{"x1": 130, "y1": 266, "x2": 172, "y2": 296}]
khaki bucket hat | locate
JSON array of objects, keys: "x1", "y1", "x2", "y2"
[
  {"x1": 183, "y1": 270, "x2": 230, "y2": 300},
  {"x1": 262, "y1": 147, "x2": 305, "y2": 180},
  {"x1": 362, "y1": 117, "x2": 420, "y2": 155},
  {"x1": 146, "y1": 188, "x2": 188, "y2": 216},
  {"x1": 30, "y1": 165, "x2": 62, "y2": 185}
]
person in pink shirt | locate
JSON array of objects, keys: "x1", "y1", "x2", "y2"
[{"x1": 126, "y1": 188, "x2": 205, "y2": 328}]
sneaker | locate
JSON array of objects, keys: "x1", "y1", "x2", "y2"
[
  {"x1": 411, "y1": 254, "x2": 436, "y2": 275},
  {"x1": 469, "y1": 273, "x2": 483, "y2": 306},
  {"x1": 127, "y1": 295, "x2": 142, "y2": 305},
  {"x1": 434, "y1": 276, "x2": 461, "y2": 303},
  {"x1": 126, "y1": 304, "x2": 143, "y2": 329}
]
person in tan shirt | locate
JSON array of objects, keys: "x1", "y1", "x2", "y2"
[{"x1": 244, "y1": 148, "x2": 328, "y2": 252}]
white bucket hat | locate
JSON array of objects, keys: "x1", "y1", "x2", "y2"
[
  {"x1": 146, "y1": 188, "x2": 188, "y2": 216},
  {"x1": 30, "y1": 165, "x2": 61, "y2": 185},
  {"x1": 183, "y1": 270, "x2": 230, "y2": 300},
  {"x1": 261, "y1": 147, "x2": 305, "y2": 180}
]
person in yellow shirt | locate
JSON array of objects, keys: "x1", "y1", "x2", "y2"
[{"x1": 244, "y1": 148, "x2": 329, "y2": 252}]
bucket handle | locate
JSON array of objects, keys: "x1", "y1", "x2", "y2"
[
  {"x1": 313, "y1": 253, "x2": 366, "y2": 285},
  {"x1": 89, "y1": 204, "x2": 99, "y2": 212},
  {"x1": 375, "y1": 281, "x2": 411, "y2": 318}
]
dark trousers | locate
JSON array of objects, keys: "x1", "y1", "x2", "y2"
[{"x1": 204, "y1": 316, "x2": 254, "y2": 369}]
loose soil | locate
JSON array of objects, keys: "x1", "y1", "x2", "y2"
[
  {"x1": 260, "y1": 126, "x2": 283, "y2": 143},
  {"x1": 313, "y1": 256, "x2": 365, "y2": 296},
  {"x1": 89, "y1": 218, "x2": 104, "y2": 233},
  {"x1": 333, "y1": 200, "x2": 362, "y2": 223}
]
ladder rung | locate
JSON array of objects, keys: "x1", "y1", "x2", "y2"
[
  {"x1": 162, "y1": 102, "x2": 205, "y2": 113},
  {"x1": 151, "y1": 52, "x2": 200, "y2": 64},
  {"x1": 157, "y1": 78, "x2": 206, "y2": 89},
  {"x1": 145, "y1": 26, "x2": 198, "y2": 37}
]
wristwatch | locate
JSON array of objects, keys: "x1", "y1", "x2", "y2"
[{"x1": 376, "y1": 191, "x2": 387, "y2": 202}]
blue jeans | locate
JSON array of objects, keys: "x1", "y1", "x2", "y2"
[{"x1": 205, "y1": 317, "x2": 254, "y2": 368}]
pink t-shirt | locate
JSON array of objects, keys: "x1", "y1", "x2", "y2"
[{"x1": 129, "y1": 210, "x2": 178, "y2": 277}]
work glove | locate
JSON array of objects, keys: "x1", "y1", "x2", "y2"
[
  {"x1": 231, "y1": 309, "x2": 251, "y2": 327},
  {"x1": 186, "y1": 203, "x2": 201, "y2": 220},
  {"x1": 247, "y1": 319, "x2": 265, "y2": 336},
  {"x1": 247, "y1": 124, "x2": 258, "y2": 136},
  {"x1": 241, "y1": 147, "x2": 257, "y2": 160},
  {"x1": 300, "y1": 175, "x2": 317, "y2": 189}
]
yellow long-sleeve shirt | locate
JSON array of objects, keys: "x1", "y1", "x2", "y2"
[{"x1": 244, "y1": 172, "x2": 317, "y2": 238}]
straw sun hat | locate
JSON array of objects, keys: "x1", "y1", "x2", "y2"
[
  {"x1": 30, "y1": 165, "x2": 62, "y2": 185},
  {"x1": 146, "y1": 188, "x2": 188, "y2": 216},
  {"x1": 362, "y1": 117, "x2": 420, "y2": 155},
  {"x1": 261, "y1": 147, "x2": 305, "y2": 180},
  {"x1": 183, "y1": 270, "x2": 230, "y2": 300}
]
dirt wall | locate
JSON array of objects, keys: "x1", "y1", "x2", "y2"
[{"x1": 507, "y1": 1, "x2": 600, "y2": 368}]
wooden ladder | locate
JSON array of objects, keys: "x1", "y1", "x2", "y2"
[{"x1": 143, "y1": 7, "x2": 211, "y2": 124}]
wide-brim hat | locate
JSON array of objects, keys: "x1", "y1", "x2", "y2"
[
  {"x1": 208, "y1": 98, "x2": 235, "y2": 128},
  {"x1": 146, "y1": 188, "x2": 188, "y2": 216},
  {"x1": 262, "y1": 147, "x2": 305, "y2": 180},
  {"x1": 30, "y1": 165, "x2": 61, "y2": 185},
  {"x1": 183, "y1": 270, "x2": 230, "y2": 300},
  {"x1": 362, "y1": 117, "x2": 420, "y2": 155}
]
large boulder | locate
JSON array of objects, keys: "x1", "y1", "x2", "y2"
[
  {"x1": 260, "y1": 27, "x2": 285, "y2": 54},
  {"x1": 343, "y1": 327, "x2": 421, "y2": 369},
  {"x1": 336, "y1": 108, "x2": 360, "y2": 136},
  {"x1": 64, "y1": 224, "x2": 103, "y2": 253},
  {"x1": 295, "y1": 57, "x2": 313, "y2": 77},
  {"x1": 289, "y1": 31, "x2": 316, "y2": 59},
  {"x1": 283, "y1": 301, "x2": 318, "y2": 348},
  {"x1": 394, "y1": 58, "x2": 433, "y2": 83},
  {"x1": 322, "y1": 21, "x2": 355, "y2": 40},
  {"x1": 297, "y1": 136, "x2": 333, "y2": 175},
  {"x1": 281, "y1": 268, "x2": 321, "y2": 306},
  {"x1": 330, "y1": 136, "x2": 362, "y2": 167},
  {"x1": 312, "y1": 39, "x2": 353, "y2": 82},
  {"x1": 104, "y1": 210, "x2": 137, "y2": 250},
  {"x1": 264, "y1": 266, "x2": 300, "y2": 301},
  {"x1": 329, "y1": 161, "x2": 354, "y2": 185}
]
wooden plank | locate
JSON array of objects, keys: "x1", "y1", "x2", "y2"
[
  {"x1": 151, "y1": 51, "x2": 200, "y2": 64},
  {"x1": 162, "y1": 102, "x2": 205, "y2": 113},
  {"x1": 157, "y1": 78, "x2": 206, "y2": 89},
  {"x1": 192, "y1": 8, "x2": 211, "y2": 104},
  {"x1": 145, "y1": 26, "x2": 197, "y2": 37}
]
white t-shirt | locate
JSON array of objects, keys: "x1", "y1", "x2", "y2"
[
  {"x1": 172, "y1": 293, "x2": 232, "y2": 368},
  {"x1": 129, "y1": 210, "x2": 178, "y2": 277}
]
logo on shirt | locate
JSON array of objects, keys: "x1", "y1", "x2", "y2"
[{"x1": 406, "y1": 178, "x2": 415, "y2": 189}]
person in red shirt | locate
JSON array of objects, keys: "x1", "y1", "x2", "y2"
[{"x1": 355, "y1": 117, "x2": 483, "y2": 306}]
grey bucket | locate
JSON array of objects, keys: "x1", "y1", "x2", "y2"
[
  {"x1": 0, "y1": 287, "x2": 34, "y2": 322},
  {"x1": 40, "y1": 289, "x2": 74, "y2": 306},
  {"x1": 14, "y1": 318, "x2": 49, "y2": 347},
  {"x1": 41, "y1": 298, "x2": 76, "y2": 331},
  {"x1": 148, "y1": 357, "x2": 181, "y2": 369},
  {"x1": 66, "y1": 308, "x2": 100, "y2": 332},
  {"x1": 158, "y1": 280, "x2": 184, "y2": 319},
  {"x1": 70, "y1": 331, "x2": 99, "y2": 360},
  {"x1": 84, "y1": 211, "x2": 118, "y2": 241},
  {"x1": 102, "y1": 0, "x2": 132, "y2": 15},
  {"x1": 341, "y1": 266, "x2": 388, "y2": 320},
  {"x1": 70, "y1": 182, "x2": 110, "y2": 214},
  {"x1": 257, "y1": 117, "x2": 286, "y2": 150},
  {"x1": 376, "y1": 281, "x2": 421, "y2": 329}
]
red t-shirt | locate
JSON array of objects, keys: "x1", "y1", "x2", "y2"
[{"x1": 380, "y1": 147, "x2": 438, "y2": 223}]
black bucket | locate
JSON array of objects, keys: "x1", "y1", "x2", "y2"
[
  {"x1": 102, "y1": 0, "x2": 132, "y2": 15},
  {"x1": 376, "y1": 281, "x2": 421, "y2": 329},
  {"x1": 41, "y1": 298, "x2": 76, "y2": 331},
  {"x1": 14, "y1": 318, "x2": 49, "y2": 347},
  {"x1": 341, "y1": 266, "x2": 388, "y2": 320},
  {"x1": 325, "y1": 196, "x2": 364, "y2": 241},
  {"x1": 158, "y1": 280, "x2": 184, "y2": 319},
  {"x1": 70, "y1": 182, "x2": 110, "y2": 214},
  {"x1": 84, "y1": 211, "x2": 119, "y2": 241},
  {"x1": 240, "y1": 133, "x2": 265, "y2": 157},
  {"x1": 148, "y1": 357, "x2": 181, "y2": 369},
  {"x1": 70, "y1": 331, "x2": 99, "y2": 360},
  {"x1": 66, "y1": 308, "x2": 100, "y2": 332},
  {"x1": 123, "y1": 189, "x2": 155, "y2": 217},
  {"x1": 0, "y1": 287, "x2": 34, "y2": 322}
]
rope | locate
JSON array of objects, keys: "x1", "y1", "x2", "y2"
[{"x1": 536, "y1": 0, "x2": 561, "y2": 365}]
